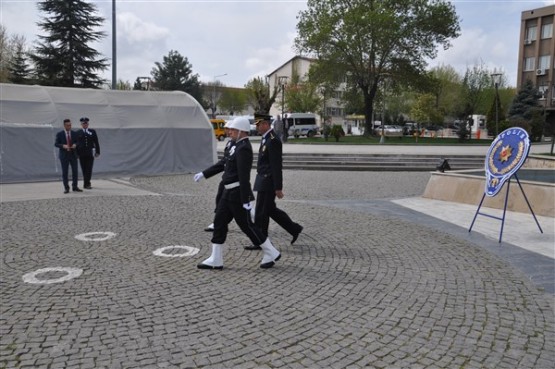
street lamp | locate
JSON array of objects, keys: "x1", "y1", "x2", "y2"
[
  {"x1": 379, "y1": 77, "x2": 389, "y2": 144},
  {"x1": 491, "y1": 72, "x2": 502, "y2": 136},
  {"x1": 278, "y1": 76, "x2": 288, "y2": 142},
  {"x1": 213, "y1": 73, "x2": 227, "y2": 118}
]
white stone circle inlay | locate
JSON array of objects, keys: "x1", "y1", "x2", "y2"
[
  {"x1": 75, "y1": 232, "x2": 116, "y2": 242},
  {"x1": 153, "y1": 245, "x2": 200, "y2": 258},
  {"x1": 22, "y1": 267, "x2": 83, "y2": 284}
]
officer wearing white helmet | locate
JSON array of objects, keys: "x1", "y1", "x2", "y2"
[
  {"x1": 194, "y1": 116, "x2": 281, "y2": 269},
  {"x1": 196, "y1": 119, "x2": 234, "y2": 231}
]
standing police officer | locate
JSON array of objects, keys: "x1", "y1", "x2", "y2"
[
  {"x1": 244, "y1": 113, "x2": 302, "y2": 251},
  {"x1": 194, "y1": 117, "x2": 281, "y2": 269},
  {"x1": 76, "y1": 117, "x2": 100, "y2": 189}
]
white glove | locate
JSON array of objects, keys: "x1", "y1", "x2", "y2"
[
  {"x1": 193, "y1": 172, "x2": 204, "y2": 182},
  {"x1": 242, "y1": 203, "x2": 252, "y2": 211}
]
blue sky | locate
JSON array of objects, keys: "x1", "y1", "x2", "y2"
[{"x1": 1, "y1": 0, "x2": 553, "y2": 88}]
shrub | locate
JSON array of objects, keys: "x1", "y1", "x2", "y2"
[{"x1": 330, "y1": 125, "x2": 345, "y2": 142}]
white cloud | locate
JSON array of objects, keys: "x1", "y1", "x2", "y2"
[{"x1": 117, "y1": 12, "x2": 170, "y2": 44}]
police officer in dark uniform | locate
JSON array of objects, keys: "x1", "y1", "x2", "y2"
[
  {"x1": 195, "y1": 117, "x2": 281, "y2": 270},
  {"x1": 76, "y1": 117, "x2": 100, "y2": 189},
  {"x1": 244, "y1": 113, "x2": 302, "y2": 251},
  {"x1": 195, "y1": 120, "x2": 239, "y2": 231}
]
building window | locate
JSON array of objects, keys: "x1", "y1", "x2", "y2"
[
  {"x1": 538, "y1": 85, "x2": 548, "y2": 100},
  {"x1": 541, "y1": 23, "x2": 553, "y2": 39},
  {"x1": 524, "y1": 57, "x2": 535, "y2": 71},
  {"x1": 526, "y1": 25, "x2": 537, "y2": 41},
  {"x1": 538, "y1": 55, "x2": 551, "y2": 70}
]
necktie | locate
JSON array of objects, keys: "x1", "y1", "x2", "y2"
[{"x1": 67, "y1": 132, "x2": 72, "y2": 147}]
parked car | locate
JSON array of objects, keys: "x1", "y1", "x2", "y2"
[{"x1": 374, "y1": 125, "x2": 403, "y2": 137}]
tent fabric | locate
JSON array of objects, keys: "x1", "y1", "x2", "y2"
[{"x1": 0, "y1": 84, "x2": 217, "y2": 183}]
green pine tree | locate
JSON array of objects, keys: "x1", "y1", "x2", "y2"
[
  {"x1": 30, "y1": 0, "x2": 108, "y2": 88},
  {"x1": 150, "y1": 50, "x2": 204, "y2": 103},
  {"x1": 8, "y1": 43, "x2": 31, "y2": 84}
]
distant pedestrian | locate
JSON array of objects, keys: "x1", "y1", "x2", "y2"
[
  {"x1": 244, "y1": 113, "x2": 302, "y2": 251},
  {"x1": 273, "y1": 115, "x2": 284, "y2": 142},
  {"x1": 76, "y1": 117, "x2": 100, "y2": 189},
  {"x1": 54, "y1": 119, "x2": 81, "y2": 193},
  {"x1": 195, "y1": 117, "x2": 281, "y2": 270}
]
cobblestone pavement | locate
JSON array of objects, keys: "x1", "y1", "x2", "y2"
[{"x1": 1, "y1": 171, "x2": 554, "y2": 369}]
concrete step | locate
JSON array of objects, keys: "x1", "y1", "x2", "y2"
[{"x1": 218, "y1": 152, "x2": 484, "y2": 171}]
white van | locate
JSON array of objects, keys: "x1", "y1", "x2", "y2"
[{"x1": 285, "y1": 113, "x2": 319, "y2": 138}]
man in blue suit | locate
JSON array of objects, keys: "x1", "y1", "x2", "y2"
[{"x1": 55, "y1": 118, "x2": 82, "y2": 194}]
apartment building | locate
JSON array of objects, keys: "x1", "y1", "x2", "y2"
[
  {"x1": 267, "y1": 56, "x2": 346, "y2": 127},
  {"x1": 517, "y1": 5, "x2": 555, "y2": 127}
]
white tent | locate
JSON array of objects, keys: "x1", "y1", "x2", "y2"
[{"x1": 0, "y1": 84, "x2": 217, "y2": 183}]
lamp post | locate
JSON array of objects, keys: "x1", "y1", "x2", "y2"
[
  {"x1": 491, "y1": 73, "x2": 502, "y2": 136},
  {"x1": 379, "y1": 76, "x2": 388, "y2": 144},
  {"x1": 213, "y1": 73, "x2": 227, "y2": 118},
  {"x1": 278, "y1": 76, "x2": 288, "y2": 142},
  {"x1": 112, "y1": 0, "x2": 116, "y2": 89}
]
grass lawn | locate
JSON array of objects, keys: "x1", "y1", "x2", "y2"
[{"x1": 287, "y1": 135, "x2": 494, "y2": 145}]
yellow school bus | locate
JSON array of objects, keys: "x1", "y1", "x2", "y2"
[{"x1": 210, "y1": 119, "x2": 226, "y2": 141}]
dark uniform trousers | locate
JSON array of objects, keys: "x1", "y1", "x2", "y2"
[
  {"x1": 255, "y1": 188, "x2": 301, "y2": 238},
  {"x1": 79, "y1": 155, "x2": 94, "y2": 187},
  {"x1": 211, "y1": 188, "x2": 266, "y2": 246}
]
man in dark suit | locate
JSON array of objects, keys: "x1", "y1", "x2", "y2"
[
  {"x1": 245, "y1": 113, "x2": 302, "y2": 251},
  {"x1": 76, "y1": 117, "x2": 100, "y2": 189},
  {"x1": 54, "y1": 118, "x2": 82, "y2": 193}
]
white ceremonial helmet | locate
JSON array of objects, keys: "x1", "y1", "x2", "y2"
[{"x1": 228, "y1": 117, "x2": 250, "y2": 132}]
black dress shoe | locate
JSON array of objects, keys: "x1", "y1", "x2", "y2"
[
  {"x1": 64, "y1": 189, "x2": 70, "y2": 194},
  {"x1": 84, "y1": 185, "x2": 92, "y2": 189},
  {"x1": 244, "y1": 245, "x2": 262, "y2": 251},
  {"x1": 197, "y1": 263, "x2": 223, "y2": 270},
  {"x1": 291, "y1": 226, "x2": 303, "y2": 245},
  {"x1": 73, "y1": 187, "x2": 83, "y2": 192},
  {"x1": 260, "y1": 253, "x2": 281, "y2": 269}
]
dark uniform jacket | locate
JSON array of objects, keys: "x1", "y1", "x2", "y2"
[
  {"x1": 219, "y1": 138, "x2": 255, "y2": 204},
  {"x1": 202, "y1": 139, "x2": 233, "y2": 179},
  {"x1": 76, "y1": 128, "x2": 100, "y2": 157},
  {"x1": 55, "y1": 130, "x2": 78, "y2": 160},
  {"x1": 254, "y1": 129, "x2": 283, "y2": 192}
]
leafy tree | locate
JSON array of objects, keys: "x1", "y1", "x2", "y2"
[
  {"x1": 30, "y1": 0, "x2": 108, "y2": 87},
  {"x1": 8, "y1": 41, "x2": 31, "y2": 84},
  {"x1": 218, "y1": 88, "x2": 247, "y2": 116},
  {"x1": 116, "y1": 79, "x2": 131, "y2": 90},
  {"x1": 284, "y1": 72, "x2": 321, "y2": 113},
  {"x1": 428, "y1": 65, "x2": 464, "y2": 121},
  {"x1": 151, "y1": 50, "x2": 203, "y2": 103},
  {"x1": 204, "y1": 80, "x2": 226, "y2": 117},
  {"x1": 0, "y1": 25, "x2": 27, "y2": 83},
  {"x1": 410, "y1": 93, "x2": 443, "y2": 126},
  {"x1": 295, "y1": 0, "x2": 460, "y2": 137},
  {"x1": 244, "y1": 76, "x2": 278, "y2": 114},
  {"x1": 460, "y1": 62, "x2": 492, "y2": 119}
]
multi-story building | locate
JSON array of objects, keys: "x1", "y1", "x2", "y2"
[
  {"x1": 266, "y1": 56, "x2": 346, "y2": 127},
  {"x1": 517, "y1": 4, "x2": 555, "y2": 128}
]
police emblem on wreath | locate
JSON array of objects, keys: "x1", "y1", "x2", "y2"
[{"x1": 484, "y1": 127, "x2": 530, "y2": 197}]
